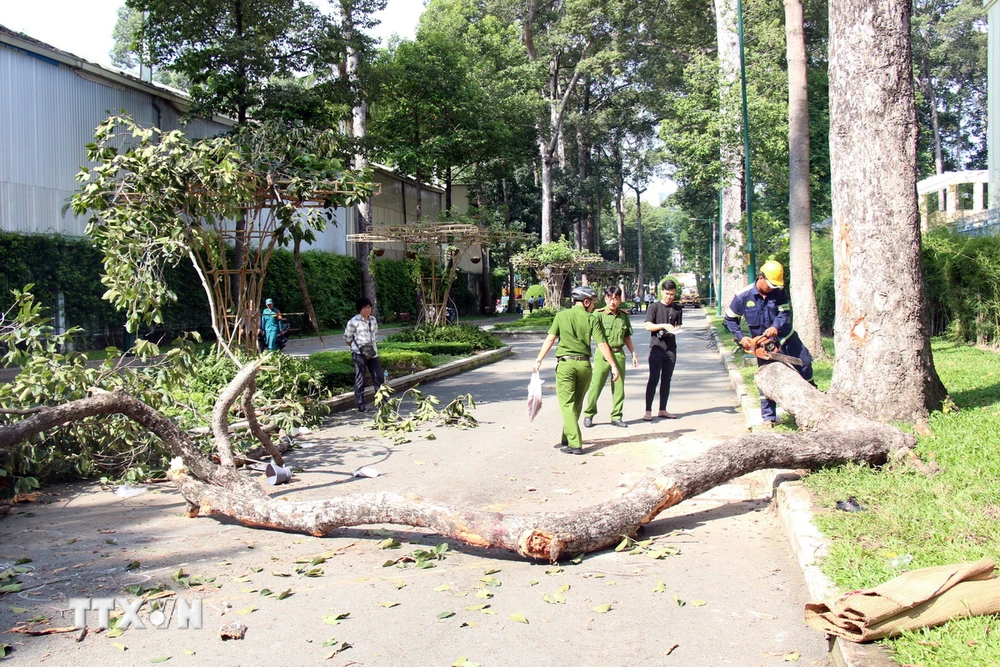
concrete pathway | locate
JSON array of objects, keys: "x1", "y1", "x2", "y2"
[{"x1": 0, "y1": 309, "x2": 828, "y2": 666}]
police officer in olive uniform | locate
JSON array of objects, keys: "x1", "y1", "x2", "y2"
[
  {"x1": 532, "y1": 286, "x2": 620, "y2": 454},
  {"x1": 724, "y1": 260, "x2": 814, "y2": 427},
  {"x1": 583, "y1": 286, "x2": 639, "y2": 428}
]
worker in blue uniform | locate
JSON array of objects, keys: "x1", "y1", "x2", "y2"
[{"x1": 723, "y1": 260, "x2": 814, "y2": 428}]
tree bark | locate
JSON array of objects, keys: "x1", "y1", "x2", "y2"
[
  {"x1": 784, "y1": 0, "x2": 825, "y2": 360},
  {"x1": 828, "y1": 0, "x2": 947, "y2": 421},
  {"x1": 715, "y1": 0, "x2": 747, "y2": 303}
]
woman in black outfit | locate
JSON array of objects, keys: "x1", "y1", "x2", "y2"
[{"x1": 643, "y1": 279, "x2": 683, "y2": 420}]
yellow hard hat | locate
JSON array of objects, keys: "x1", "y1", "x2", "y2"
[{"x1": 760, "y1": 260, "x2": 785, "y2": 288}]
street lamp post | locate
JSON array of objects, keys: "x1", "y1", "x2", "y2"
[{"x1": 736, "y1": 0, "x2": 756, "y2": 280}]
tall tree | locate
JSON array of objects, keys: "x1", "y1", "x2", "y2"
[
  {"x1": 714, "y1": 0, "x2": 748, "y2": 302},
  {"x1": 784, "y1": 0, "x2": 825, "y2": 360},
  {"x1": 827, "y1": 0, "x2": 946, "y2": 421},
  {"x1": 123, "y1": 0, "x2": 327, "y2": 305},
  {"x1": 339, "y1": 0, "x2": 386, "y2": 313}
]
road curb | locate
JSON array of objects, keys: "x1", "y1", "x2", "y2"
[
  {"x1": 322, "y1": 345, "x2": 514, "y2": 412},
  {"x1": 707, "y1": 319, "x2": 897, "y2": 667}
]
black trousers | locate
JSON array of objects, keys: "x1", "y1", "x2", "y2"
[
  {"x1": 353, "y1": 353, "x2": 384, "y2": 409},
  {"x1": 645, "y1": 346, "x2": 676, "y2": 412}
]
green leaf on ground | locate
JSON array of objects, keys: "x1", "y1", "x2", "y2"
[
  {"x1": 378, "y1": 601, "x2": 399, "y2": 608},
  {"x1": 434, "y1": 584, "x2": 452, "y2": 592},
  {"x1": 437, "y1": 611, "x2": 455, "y2": 620},
  {"x1": 593, "y1": 604, "x2": 612, "y2": 613},
  {"x1": 509, "y1": 613, "x2": 528, "y2": 624}
]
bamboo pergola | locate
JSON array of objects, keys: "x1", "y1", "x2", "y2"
[
  {"x1": 193, "y1": 181, "x2": 358, "y2": 353},
  {"x1": 349, "y1": 222, "x2": 529, "y2": 325},
  {"x1": 511, "y1": 249, "x2": 632, "y2": 308}
]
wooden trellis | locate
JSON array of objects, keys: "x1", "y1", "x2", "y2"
[
  {"x1": 192, "y1": 182, "x2": 357, "y2": 353},
  {"x1": 511, "y1": 250, "x2": 632, "y2": 308},
  {"x1": 349, "y1": 222, "x2": 528, "y2": 325}
]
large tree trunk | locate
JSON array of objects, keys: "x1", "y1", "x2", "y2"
[
  {"x1": 828, "y1": 0, "x2": 946, "y2": 422},
  {"x1": 715, "y1": 0, "x2": 748, "y2": 303},
  {"x1": 634, "y1": 187, "x2": 645, "y2": 298},
  {"x1": 784, "y1": 0, "x2": 825, "y2": 360},
  {"x1": 345, "y1": 7, "x2": 378, "y2": 314},
  {"x1": 0, "y1": 364, "x2": 916, "y2": 563},
  {"x1": 539, "y1": 142, "x2": 554, "y2": 244}
]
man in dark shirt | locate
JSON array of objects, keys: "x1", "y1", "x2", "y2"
[
  {"x1": 644, "y1": 279, "x2": 684, "y2": 420},
  {"x1": 724, "y1": 260, "x2": 814, "y2": 428}
]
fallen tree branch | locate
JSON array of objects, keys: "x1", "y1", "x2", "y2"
[
  {"x1": 242, "y1": 374, "x2": 284, "y2": 466},
  {"x1": 166, "y1": 365, "x2": 915, "y2": 561},
  {"x1": 211, "y1": 359, "x2": 264, "y2": 470},
  {"x1": 0, "y1": 389, "x2": 263, "y2": 499},
  {"x1": 0, "y1": 362, "x2": 916, "y2": 562}
]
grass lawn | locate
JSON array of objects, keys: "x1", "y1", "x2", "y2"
[
  {"x1": 709, "y1": 308, "x2": 1000, "y2": 665},
  {"x1": 805, "y1": 339, "x2": 1000, "y2": 666},
  {"x1": 493, "y1": 310, "x2": 556, "y2": 331}
]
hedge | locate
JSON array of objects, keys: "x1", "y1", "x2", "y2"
[
  {"x1": 0, "y1": 232, "x2": 425, "y2": 347},
  {"x1": 308, "y1": 349, "x2": 434, "y2": 390}
]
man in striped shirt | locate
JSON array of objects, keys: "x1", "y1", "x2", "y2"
[{"x1": 344, "y1": 297, "x2": 383, "y2": 412}]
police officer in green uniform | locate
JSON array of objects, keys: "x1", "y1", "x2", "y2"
[
  {"x1": 532, "y1": 286, "x2": 620, "y2": 455},
  {"x1": 583, "y1": 285, "x2": 639, "y2": 428}
]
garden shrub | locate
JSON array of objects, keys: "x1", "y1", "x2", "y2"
[
  {"x1": 381, "y1": 341, "x2": 474, "y2": 356},
  {"x1": 922, "y1": 230, "x2": 1000, "y2": 346},
  {"x1": 308, "y1": 349, "x2": 435, "y2": 391},
  {"x1": 371, "y1": 258, "x2": 419, "y2": 321},
  {"x1": 384, "y1": 324, "x2": 502, "y2": 350},
  {"x1": 0, "y1": 289, "x2": 330, "y2": 491}
]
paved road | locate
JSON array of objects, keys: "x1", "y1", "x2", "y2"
[{"x1": 0, "y1": 309, "x2": 828, "y2": 666}]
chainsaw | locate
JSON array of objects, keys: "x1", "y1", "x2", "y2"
[{"x1": 746, "y1": 335, "x2": 803, "y2": 367}]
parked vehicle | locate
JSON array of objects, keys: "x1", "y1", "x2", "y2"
[{"x1": 673, "y1": 273, "x2": 701, "y2": 308}]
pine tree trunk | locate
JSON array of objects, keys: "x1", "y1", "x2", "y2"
[
  {"x1": 784, "y1": 0, "x2": 825, "y2": 360},
  {"x1": 827, "y1": 0, "x2": 946, "y2": 422},
  {"x1": 715, "y1": 0, "x2": 748, "y2": 303}
]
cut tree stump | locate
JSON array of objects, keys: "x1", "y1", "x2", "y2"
[{"x1": 0, "y1": 362, "x2": 916, "y2": 562}]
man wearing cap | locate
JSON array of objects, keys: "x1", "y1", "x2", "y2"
[
  {"x1": 260, "y1": 298, "x2": 283, "y2": 352},
  {"x1": 583, "y1": 285, "x2": 638, "y2": 428},
  {"x1": 724, "y1": 260, "x2": 814, "y2": 428},
  {"x1": 532, "y1": 286, "x2": 620, "y2": 454}
]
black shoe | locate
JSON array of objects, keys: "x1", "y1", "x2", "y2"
[
  {"x1": 583, "y1": 416, "x2": 594, "y2": 428},
  {"x1": 610, "y1": 420, "x2": 628, "y2": 428},
  {"x1": 357, "y1": 405, "x2": 368, "y2": 413},
  {"x1": 560, "y1": 445, "x2": 585, "y2": 455}
]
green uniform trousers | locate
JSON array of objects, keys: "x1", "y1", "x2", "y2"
[
  {"x1": 555, "y1": 358, "x2": 592, "y2": 450},
  {"x1": 584, "y1": 350, "x2": 626, "y2": 421}
]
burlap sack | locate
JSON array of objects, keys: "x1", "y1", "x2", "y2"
[{"x1": 804, "y1": 557, "x2": 1000, "y2": 642}]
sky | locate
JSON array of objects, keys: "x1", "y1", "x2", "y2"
[{"x1": 0, "y1": 0, "x2": 674, "y2": 203}]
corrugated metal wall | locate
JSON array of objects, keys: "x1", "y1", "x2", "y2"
[{"x1": 0, "y1": 41, "x2": 230, "y2": 237}]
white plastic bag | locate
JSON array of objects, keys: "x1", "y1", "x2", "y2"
[{"x1": 527, "y1": 371, "x2": 543, "y2": 422}]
